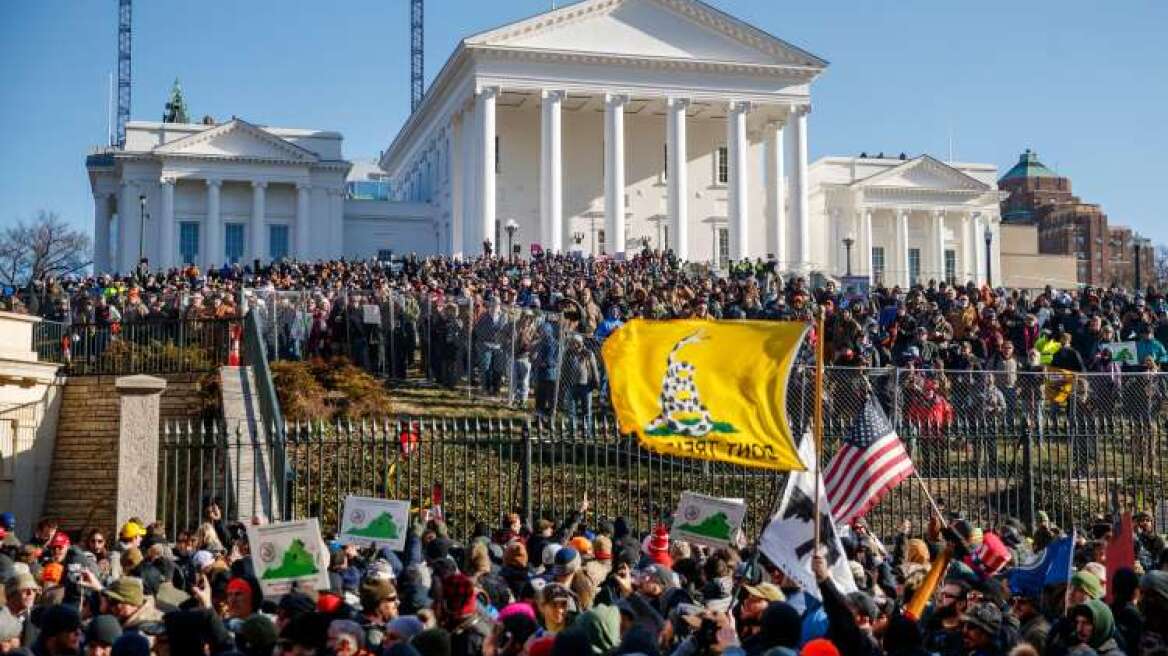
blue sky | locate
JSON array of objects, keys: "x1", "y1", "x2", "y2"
[{"x1": 2, "y1": 1, "x2": 1165, "y2": 243}]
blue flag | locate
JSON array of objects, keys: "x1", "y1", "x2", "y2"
[{"x1": 1007, "y1": 535, "x2": 1074, "y2": 597}]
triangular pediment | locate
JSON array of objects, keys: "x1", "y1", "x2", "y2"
[
  {"x1": 851, "y1": 156, "x2": 990, "y2": 192},
  {"x1": 466, "y1": 0, "x2": 825, "y2": 68},
  {"x1": 154, "y1": 119, "x2": 319, "y2": 163}
]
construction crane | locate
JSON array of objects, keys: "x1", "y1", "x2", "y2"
[
  {"x1": 116, "y1": 0, "x2": 132, "y2": 148},
  {"x1": 410, "y1": 0, "x2": 423, "y2": 112}
]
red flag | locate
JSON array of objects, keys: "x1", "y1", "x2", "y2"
[{"x1": 1104, "y1": 512, "x2": 1135, "y2": 603}]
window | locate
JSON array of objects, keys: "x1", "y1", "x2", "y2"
[
  {"x1": 944, "y1": 249, "x2": 956, "y2": 285},
  {"x1": 224, "y1": 223, "x2": 245, "y2": 264},
  {"x1": 269, "y1": 225, "x2": 289, "y2": 261},
  {"x1": 495, "y1": 136, "x2": 500, "y2": 174},
  {"x1": 718, "y1": 227, "x2": 730, "y2": 270},
  {"x1": 908, "y1": 248, "x2": 921, "y2": 285},
  {"x1": 179, "y1": 222, "x2": 199, "y2": 264},
  {"x1": 598, "y1": 230, "x2": 606, "y2": 255},
  {"x1": 716, "y1": 146, "x2": 729, "y2": 185},
  {"x1": 872, "y1": 247, "x2": 885, "y2": 284},
  {"x1": 663, "y1": 144, "x2": 668, "y2": 181}
]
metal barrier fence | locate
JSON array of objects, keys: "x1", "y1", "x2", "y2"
[
  {"x1": 157, "y1": 400, "x2": 1167, "y2": 544},
  {"x1": 33, "y1": 318, "x2": 239, "y2": 375}
]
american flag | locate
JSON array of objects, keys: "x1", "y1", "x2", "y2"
[{"x1": 824, "y1": 394, "x2": 914, "y2": 525}]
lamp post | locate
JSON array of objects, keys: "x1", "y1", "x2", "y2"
[
  {"x1": 842, "y1": 235, "x2": 855, "y2": 277},
  {"x1": 984, "y1": 226, "x2": 993, "y2": 288},
  {"x1": 138, "y1": 194, "x2": 148, "y2": 266},
  {"x1": 504, "y1": 219, "x2": 519, "y2": 263}
]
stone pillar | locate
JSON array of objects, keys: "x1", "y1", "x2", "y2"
[
  {"x1": 790, "y1": 106, "x2": 811, "y2": 271},
  {"x1": 94, "y1": 193, "x2": 112, "y2": 274},
  {"x1": 541, "y1": 90, "x2": 564, "y2": 253},
  {"x1": 897, "y1": 209, "x2": 911, "y2": 288},
  {"x1": 330, "y1": 189, "x2": 345, "y2": 257},
  {"x1": 476, "y1": 87, "x2": 498, "y2": 256},
  {"x1": 205, "y1": 179, "x2": 222, "y2": 270},
  {"x1": 114, "y1": 375, "x2": 166, "y2": 531},
  {"x1": 934, "y1": 210, "x2": 946, "y2": 283},
  {"x1": 250, "y1": 181, "x2": 267, "y2": 263},
  {"x1": 158, "y1": 178, "x2": 175, "y2": 270},
  {"x1": 118, "y1": 181, "x2": 139, "y2": 274},
  {"x1": 863, "y1": 209, "x2": 875, "y2": 283},
  {"x1": 461, "y1": 104, "x2": 478, "y2": 255},
  {"x1": 765, "y1": 121, "x2": 785, "y2": 263},
  {"x1": 295, "y1": 183, "x2": 311, "y2": 260},
  {"x1": 603, "y1": 93, "x2": 627, "y2": 256},
  {"x1": 727, "y1": 101, "x2": 750, "y2": 261},
  {"x1": 666, "y1": 97, "x2": 688, "y2": 258},
  {"x1": 961, "y1": 212, "x2": 972, "y2": 282},
  {"x1": 972, "y1": 212, "x2": 985, "y2": 285}
]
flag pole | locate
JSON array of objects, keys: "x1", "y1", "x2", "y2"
[{"x1": 813, "y1": 307, "x2": 825, "y2": 552}]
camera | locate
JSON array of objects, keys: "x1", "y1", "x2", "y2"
[{"x1": 66, "y1": 563, "x2": 83, "y2": 584}]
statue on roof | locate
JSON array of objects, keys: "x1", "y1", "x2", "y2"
[{"x1": 163, "y1": 78, "x2": 190, "y2": 124}]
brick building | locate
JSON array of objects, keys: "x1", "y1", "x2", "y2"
[{"x1": 998, "y1": 149, "x2": 1152, "y2": 287}]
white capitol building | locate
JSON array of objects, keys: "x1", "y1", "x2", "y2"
[{"x1": 87, "y1": 0, "x2": 1003, "y2": 287}]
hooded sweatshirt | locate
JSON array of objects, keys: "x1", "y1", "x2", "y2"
[
  {"x1": 575, "y1": 605, "x2": 621, "y2": 655},
  {"x1": 1074, "y1": 599, "x2": 1124, "y2": 655}
]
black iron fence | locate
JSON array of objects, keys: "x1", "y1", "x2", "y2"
[
  {"x1": 157, "y1": 405, "x2": 1167, "y2": 544},
  {"x1": 33, "y1": 318, "x2": 240, "y2": 376}
]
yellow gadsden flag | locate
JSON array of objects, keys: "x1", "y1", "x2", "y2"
[{"x1": 602, "y1": 319, "x2": 808, "y2": 471}]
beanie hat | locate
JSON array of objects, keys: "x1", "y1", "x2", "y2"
[
  {"x1": 359, "y1": 578, "x2": 397, "y2": 612},
  {"x1": 553, "y1": 547, "x2": 581, "y2": 578},
  {"x1": 316, "y1": 592, "x2": 344, "y2": 614},
  {"x1": 1083, "y1": 562, "x2": 1107, "y2": 584},
  {"x1": 442, "y1": 573, "x2": 477, "y2": 619},
  {"x1": 192, "y1": 550, "x2": 214, "y2": 571},
  {"x1": 1072, "y1": 570, "x2": 1104, "y2": 600},
  {"x1": 40, "y1": 603, "x2": 82, "y2": 636},
  {"x1": 801, "y1": 638, "x2": 842, "y2": 656},
  {"x1": 593, "y1": 535, "x2": 612, "y2": 561},
  {"x1": 644, "y1": 524, "x2": 671, "y2": 567},
  {"x1": 386, "y1": 616, "x2": 426, "y2": 642},
  {"x1": 568, "y1": 536, "x2": 593, "y2": 556},
  {"x1": 41, "y1": 562, "x2": 64, "y2": 585}
]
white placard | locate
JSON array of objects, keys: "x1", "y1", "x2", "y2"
[
  {"x1": 340, "y1": 496, "x2": 409, "y2": 551},
  {"x1": 247, "y1": 518, "x2": 330, "y2": 597},
  {"x1": 363, "y1": 304, "x2": 382, "y2": 325},
  {"x1": 1101, "y1": 341, "x2": 1138, "y2": 365},
  {"x1": 671, "y1": 492, "x2": 746, "y2": 549}
]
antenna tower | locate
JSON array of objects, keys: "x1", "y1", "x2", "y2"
[
  {"x1": 410, "y1": 0, "x2": 423, "y2": 112},
  {"x1": 116, "y1": 0, "x2": 132, "y2": 148}
]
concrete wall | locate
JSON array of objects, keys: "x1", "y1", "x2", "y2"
[{"x1": 1001, "y1": 223, "x2": 1079, "y2": 289}]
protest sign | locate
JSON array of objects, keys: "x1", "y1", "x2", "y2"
[
  {"x1": 671, "y1": 491, "x2": 746, "y2": 549},
  {"x1": 340, "y1": 496, "x2": 409, "y2": 550},
  {"x1": 247, "y1": 519, "x2": 330, "y2": 597},
  {"x1": 1101, "y1": 341, "x2": 1137, "y2": 365},
  {"x1": 362, "y1": 304, "x2": 382, "y2": 325}
]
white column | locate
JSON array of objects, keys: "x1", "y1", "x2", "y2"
[
  {"x1": 897, "y1": 209, "x2": 910, "y2": 288},
  {"x1": 727, "y1": 101, "x2": 750, "y2": 261},
  {"x1": 862, "y1": 209, "x2": 874, "y2": 283},
  {"x1": 789, "y1": 106, "x2": 811, "y2": 271},
  {"x1": 666, "y1": 97, "x2": 688, "y2": 259},
  {"x1": 961, "y1": 212, "x2": 972, "y2": 283},
  {"x1": 250, "y1": 181, "x2": 267, "y2": 263},
  {"x1": 765, "y1": 120, "x2": 785, "y2": 263},
  {"x1": 603, "y1": 93, "x2": 627, "y2": 257},
  {"x1": 541, "y1": 90, "x2": 564, "y2": 254},
  {"x1": 450, "y1": 115, "x2": 464, "y2": 256},
  {"x1": 205, "y1": 179, "x2": 221, "y2": 270},
  {"x1": 459, "y1": 104, "x2": 477, "y2": 256},
  {"x1": 118, "y1": 181, "x2": 139, "y2": 273},
  {"x1": 972, "y1": 212, "x2": 984, "y2": 285},
  {"x1": 933, "y1": 210, "x2": 946, "y2": 283},
  {"x1": 93, "y1": 193, "x2": 111, "y2": 274},
  {"x1": 476, "y1": 86, "x2": 497, "y2": 256},
  {"x1": 159, "y1": 177, "x2": 175, "y2": 270},
  {"x1": 330, "y1": 189, "x2": 345, "y2": 257},
  {"x1": 295, "y1": 183, "x2": 311, "y2": 259}
]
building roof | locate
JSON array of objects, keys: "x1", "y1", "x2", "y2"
[{"x1": 999, "y1": 149, "x2": 1059, "y2": 183}]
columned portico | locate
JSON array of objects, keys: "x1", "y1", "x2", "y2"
[
  {"x1": 159, "y1": 178, "x2": 175, "y2": 270},
  {"x1": 204, "y1": 179, "x2": 221, "y2": 270},
  {"x1": 603, "y1": 93, "x2": 627, "y2": 256},
  {"x1": 250, "y1": 181, "x2": 267, "y2": 263},
  {"x1": 666, "y1": 97, "x2": 689, "y2": 260},
  {"x1": 727, "y1": 101, "x2": 750, "y2": 260},
  {"x1": 541, "y1": 90, "x2": 564, "y2": 253}
]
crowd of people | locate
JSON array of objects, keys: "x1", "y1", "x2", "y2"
[
  {"x1": 10, "y1": 252, "x2": 1168, "y2": 422},
  {"x1": 2, "y1": 498, "x2": 1168, "y2": 656}
]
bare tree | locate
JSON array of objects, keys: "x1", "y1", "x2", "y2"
[
  {"x1": 0, "y1": 211, "x2": 92, "y2": 287},
  {"x1": 1156, "y1": 244, "x2": 1168, "y2": 286}
]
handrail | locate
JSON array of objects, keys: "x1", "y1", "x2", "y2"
[{"x1": 243, "y1": 308, "x2": 290, "y2": 519}]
